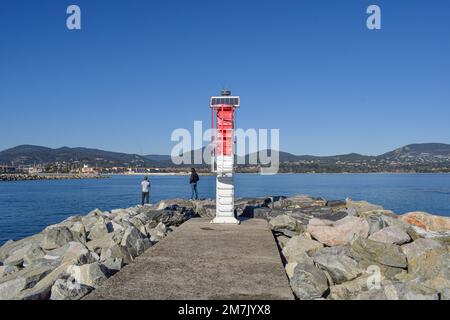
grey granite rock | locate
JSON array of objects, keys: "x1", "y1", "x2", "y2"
[
  {"x1": 50, "y1": 278, "x2": 93, "y2": 300},
  {"x1": 313, "y1": 246, "x2": 362, "y2": 284},
  {"x1": 290, "y1": 258, "x2": 329, "y2": 300},
  {"x1": 41, "y1": 227, "x2": 76, "y2": 250}
]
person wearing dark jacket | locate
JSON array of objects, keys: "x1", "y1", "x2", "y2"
[{"x1": 189, "y1": 168, "x2": 199, "y2": 200}]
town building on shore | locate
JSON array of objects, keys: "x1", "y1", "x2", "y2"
[
  {"x1": 0, "y1": 165, "x2": 18, "y2": 174},
  {"x1": 24, "y1": 166, "x2": 43, "y2": 175},
  {"x1": 80, "y1": 164, "x2": 98, "y2": 174}
]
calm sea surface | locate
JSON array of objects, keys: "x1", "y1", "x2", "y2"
[{"x1": 0, "y1": 173, "x2": 449, "y2": 244}]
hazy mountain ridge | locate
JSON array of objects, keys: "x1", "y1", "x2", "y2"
[
  {"x1": 1, "y1": 143, "x2": 450, "y2": 167},
  {"x1": 0, "y1": 145, "x2": 159, "y2": 167},
  {"x1": 379, "y1": 143, "x2": 450, "y2": 161}
]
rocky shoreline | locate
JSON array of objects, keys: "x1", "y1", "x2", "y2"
[
  {"x1": 0, "y1": 195, "x2": 449, "y2": 300},
  {"x1": 265, "y1": 196, "x2": 450, "y2": 300}
]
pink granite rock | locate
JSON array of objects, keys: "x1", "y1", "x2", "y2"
[
  {"x1": 400, "y1": 212, "x2": 450, "y2": 232},
  {"x1": 307, "y1": 216, "x2": 369, "y2": 246}
]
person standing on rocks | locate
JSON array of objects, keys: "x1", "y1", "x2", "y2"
[
  {"x1": 189, "y1": 168, "x2": 199, "y2": 200},
  {"x1": 141, "y1": 176, "x2": 151, "y2": 206}
]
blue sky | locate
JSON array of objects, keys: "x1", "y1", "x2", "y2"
[{"x1": 0, "y1": 0, "x2": 449, "y2": 156}]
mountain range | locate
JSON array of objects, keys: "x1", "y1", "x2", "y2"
[
  {"x1": 0, "y1": 143, "x2": 450, "y2": 167},
  {"x1": 0, "y1": 145, "x2": 169, "y2": 167}
]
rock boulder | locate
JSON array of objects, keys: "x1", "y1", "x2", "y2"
[
  {"x1": 350, "y1": 237, "x2": 407, "y2": 278},
  {"x1": 307, "y1": 216, "x2": 369, "y2": 246},
  {"x1": 313, "y1": 246, "x2": 362, "y2": 284},
  {"x1": 400, "y1": 212, "x2": 450, "y2": 232},
  {"x1": 346, "y1": 199, "x2": 384, "y2": 215},
  {"x1": 269, "y1": 215, "x2": 302, "y2": 232},
  {"x1": 50, "y1": 278, "x2": 93, "y2": 300},
  {"x1": 368, "y1": 226, "x2": 411, "y2": 245},
  {"x1": 67, "y1": 263, "x2": 108, "y2": 288},
  {"x1": 401, "y1": 238, "x2": 444, "y2": 261},
  {"x1": 41, "y1": 227, "x2": 76, "y2": 250},
  {"x1": 289, "y1": 258, "x2": 329, "y2": 300},
  {"x1": 121, "y1": 226, "x2": 152, "y2": 258},
  {"x1": 281, "y1": 236, "x2": 323, "y2": 263}
]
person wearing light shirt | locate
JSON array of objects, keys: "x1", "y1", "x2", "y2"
[{"x1": 141, "y1": 176, "x2": 151, "y2": 206}]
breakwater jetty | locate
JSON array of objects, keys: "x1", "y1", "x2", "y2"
[
  {"x1": 87, "y1": 218, "x2": 294, "y2": 300},
  {"x1": 0, "y1": 195, "x2": 449, "y2": 300},
  {"x1": 0, "y1": 173, "x2": 106, "y2": 182}
]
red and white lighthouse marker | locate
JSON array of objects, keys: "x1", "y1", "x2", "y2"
[{"x1": 210, "y1": 90, "x2": 240, "y2": 224}]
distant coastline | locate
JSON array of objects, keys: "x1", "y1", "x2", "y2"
[
  {"x1": 2, "y1": 171, "x2": 450, "y2": 182},
  {"x1": 0, "y1": 173, "x2": 107, "y2": 182}
]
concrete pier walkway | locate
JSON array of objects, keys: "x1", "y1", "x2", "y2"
[{"x1": 86, "y1": 218, "x2": 294, "y2": 300}]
